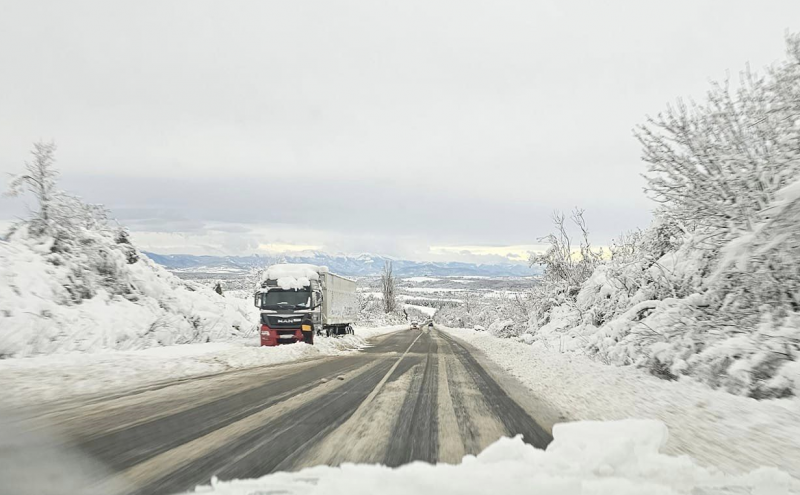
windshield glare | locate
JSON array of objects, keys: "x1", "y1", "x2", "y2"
[{"x1": 262, "y1": 290, "x2": 311, "y2": 309}]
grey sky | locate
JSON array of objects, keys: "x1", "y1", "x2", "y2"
[{"x1": 1, "y1": 1, "x2": 799, "y2": 261}]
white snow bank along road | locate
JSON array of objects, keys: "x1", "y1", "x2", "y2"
[
  {"x1": 189, "y1": 419, "x2": 800, "y2": 495},
  {"x1": 440, "y1": 326, "x2": 800, "y2": 481},
  {"x1": 0, "y1": 234, "x2": 257, "y2": 357},
  {"x1": 0, "y1": 325, "x2": 406, "y2": 409}
]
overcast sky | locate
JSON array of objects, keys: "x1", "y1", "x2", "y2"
[{"x1": 2, "y1": 1, "x2": 799, "y2": 262}]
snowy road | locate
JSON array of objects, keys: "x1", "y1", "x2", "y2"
[{"x1": 12, "y1": 328, "x2": 554, "y2": 495}]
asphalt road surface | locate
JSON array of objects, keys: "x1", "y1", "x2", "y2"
[{"x1": 8, "y1": 327, "x2": 555, "y2": 495}]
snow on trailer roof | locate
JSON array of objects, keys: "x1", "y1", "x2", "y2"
[{"x1": 261, "y1": 263, "x2": 328, "y2": 290}]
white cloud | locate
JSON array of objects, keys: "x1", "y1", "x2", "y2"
[
  {"x1": 257, "y1": 243, "x2": 323, "y2": 254},
  {"x1": 430, "y1": 244, "x2": 548, "y2": 262},
  {"x1": 1, "y1": 1, "x2": 798, "y2": 259}
]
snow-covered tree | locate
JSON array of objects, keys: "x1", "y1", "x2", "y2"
[
  {"x1": 380, "y1": 261, "x2": 397, "y2": 313},
  {"x1": 637, "y1": 34, "x2": 800, "y2": 239},
  {"x1": 530, "y1": 209, "x2": 603, "y2": 293},
  {"x1": 5, "y1": 141, "x2": 59, "y2": 236}
]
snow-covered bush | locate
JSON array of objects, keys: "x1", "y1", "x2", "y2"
[
  {"x1": 435, "y1": 291, "x2": 531, "y2": 339},
  {"x1": 0, "y1": 143, "x2": 257, "y2": 357},
  {"x1": 618, "y1": 35, "x2": 800, "y2": 397},
  {"x1": 357, "y1": 293, "x2": 406, "y2": 327},
  {"x1": 438, "y1": 34, "x2": 800, "y2": 399}
]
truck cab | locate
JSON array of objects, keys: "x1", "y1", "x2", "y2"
[
  {"x1": 255, "y1": 264, "x2": 357, "y2": 346},
  {"x1": 255, "y1": 279, "x2": 321, "y2": 346}
]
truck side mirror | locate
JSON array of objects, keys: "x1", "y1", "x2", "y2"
[{"x1": 254, "y1": 293, "x2": 260, "y2": 308}]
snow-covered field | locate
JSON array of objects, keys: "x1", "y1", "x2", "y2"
[
  {"x1": 405, "y1": 287, "x2": 466, "y2": 293},
  {"x1": 402, "y1": 277, "x2": 442, "y2": 283},
  {"x1": 0, "y1": 325, "x2": 405, "y2": 409},
  {"x1": 440, "y1": 325, "x2": 800, "y2": 480},
  {"x1": 189, "y1": 419, "x2": 800, "y2": 495}
]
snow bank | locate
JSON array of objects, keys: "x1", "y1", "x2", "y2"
[
  {"x1": 189, "y1": 419, "x2": 799, "y2": 495},
  {"x1": 261, "y1": 264, "x2": 324, "y2": 290},
  {"x1": 440, "y1": 326, "x2": 800, "y2": 480},
  {"x1": 0, "y1": 230, "x2": 258, "y2": 358},
  {"x1": 0, "y1": 325, "x2": 405, "y2": 408}
]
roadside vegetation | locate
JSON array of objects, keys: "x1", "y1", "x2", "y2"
[
  {"x1": 0, "y1": 143, "x2": 256, "y2": 357},
  {"x1": 437, "y1": 34, "x2": 800, "y2": 399}
]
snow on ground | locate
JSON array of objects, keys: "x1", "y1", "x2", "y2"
[
  {"x1": 400, "y1": 295, "x2": 463, "y2": 303},
  {"x1": 0, "y1": 235, "x2": 258, "y2": 358},
  {"x1": 402, "y1": 277, "x2": 441, "y2": 283},
  {"x1": 189, "y1": 419, "x2": 799, "y2": 495},
  {"x1": 481, "y1": 290, "x2": 528, "y2": 299},
  {"x1": 405, "y1": 287, "x2": 466, "y2": 293},
  {"x1": 358, "y1": 292, "x2": 463, "y2": 303},
  {"x1": 0, "y1": 325, "x2": 406, "y2": 409},
  {"x1": 440, "y1": 326, "x2": 800, "y2": 480}
]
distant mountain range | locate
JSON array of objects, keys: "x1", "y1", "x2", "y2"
[{"x1": 143, "y1": 252, "x2": 541, "y2": 277}]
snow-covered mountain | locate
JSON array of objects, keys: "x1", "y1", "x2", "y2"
[{"x1": 143, "y1": 251, "x2": 540, "y2": 277}]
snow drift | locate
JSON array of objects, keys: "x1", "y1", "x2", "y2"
[
  {"x1": 189, "y1": 419, "x2": 800, "y2": 494},
  {"x1": 0, "y1": 227, "x2": 257, "y2": 357}
]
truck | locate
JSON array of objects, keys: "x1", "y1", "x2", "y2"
[{"x1": 254, "y1": 263, "x2": 358, "y2": 346}]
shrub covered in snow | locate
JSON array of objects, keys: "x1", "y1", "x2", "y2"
[
  {"x1": 435, "y1": 292, "x2": 530, "y2": 339},
  {"x1": 437, "y1": 34, "x2": 800, "y2": 399},
  {"x1": 0, "y1": 143, "x2": 257, "y2": 357},
  {"x1": 357, "y1": 293, "x2": 407, "y2": 327}
]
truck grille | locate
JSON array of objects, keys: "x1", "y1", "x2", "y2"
[{"x1": 263, "y1": 314, "x2": 304, "y2": 328}]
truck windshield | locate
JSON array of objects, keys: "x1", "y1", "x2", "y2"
[{"x1": 261, "y1": 290, "x2": 311, "y2": 310}]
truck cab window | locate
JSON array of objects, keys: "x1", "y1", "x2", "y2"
[{"x1": 262, "y1": 289, "x2": 312, "y2": 310}]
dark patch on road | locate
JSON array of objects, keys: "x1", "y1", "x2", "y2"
[
  {"x1": 385, "y1": 330, "x2": 439, "y2": 466},
  {"x1": 77, "y1": 356, "x2": 371, "y2": 472},
  {"x1": 133, "y1": 359, "x2": 396, "y2": 495},
  {"x1": 441, "y1": 331, "x2": 553, "y2": 449}
]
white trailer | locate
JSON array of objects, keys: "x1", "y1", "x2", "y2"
[{"x1": 319, "y1": 271, "x2": 359, "y2": 333}]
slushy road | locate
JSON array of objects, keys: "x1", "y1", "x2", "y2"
[{"x1": 11, "y1": 327, "x2": 555, "y2": 495}]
